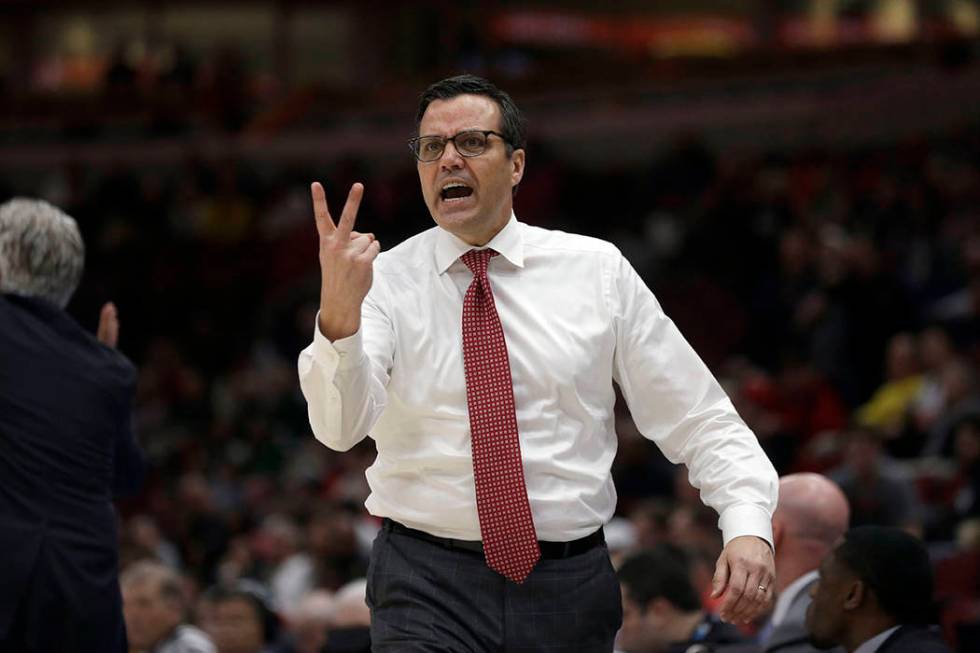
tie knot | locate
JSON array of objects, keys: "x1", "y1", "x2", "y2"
[{"x1": 461, "y1": 248, "x2": 498, "y2": 277}]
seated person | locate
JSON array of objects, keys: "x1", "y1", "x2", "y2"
[
  {"x1": 617, "y1": 544, "x2": 749, "y2": 653},
  {"x1": 122, "y1": 560, "x2": 215, "y2": 653},
  {"x1": 805, "y1": 525, "x2": 951, "y2": 652}
]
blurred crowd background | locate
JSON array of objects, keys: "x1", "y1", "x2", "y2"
[{"x1": 3, "y1": 1, "x2": 980, "y2": 652}]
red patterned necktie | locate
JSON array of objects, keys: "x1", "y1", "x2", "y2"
[{"x1": 460, "y1": 248, "x2": 540, "y2": 583}]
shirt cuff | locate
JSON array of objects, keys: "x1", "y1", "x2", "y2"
[
  {"x1": 312, "y1": 311, "x2": 364, "y2": 372},
  {"x1": 718, "y1": 503, "x2": 774, "y2": 549}
]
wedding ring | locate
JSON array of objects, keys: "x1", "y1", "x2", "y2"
[{"x1": 758, "y1": 585, "x2": 767, "y2": 592}]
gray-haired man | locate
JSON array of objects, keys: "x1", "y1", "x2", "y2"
[{"x1": 0, "y1": 197, "x2": 144, "y2": 652}]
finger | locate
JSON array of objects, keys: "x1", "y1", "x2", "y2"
[
  {"x1": 349, "y1": 231, "x2": 374, "y2": 241},
  {"x1": 751, "y1": 581, "x2": 773, "y2": 620},
  {"x1": 310, "y1": 182, "x2": 336, "y2": 237},
  {"x1": 335, "y1": 183, "x2": 364, "y2": 240},
  {"x1": 719, "y1": 565, "x2": 748, "y2": 622},
  {"x1": 730, "y1": 569, "x2": 763, "y2": 623},
  {"x1": 348, "y1": 234, "x2": 375, "y2": 255},
  {"x1": 97, "y1": 302, "x2": 119, "y2": 348},
  {"x1": 740, "y1": 562, "x2": 774, "y2": 616},
  {"x1": 356, "y1": 239, "x2": 381, "y2": 262},
  {"x1": 711, "y1": 554, "x2": 730, "y2": 599}
]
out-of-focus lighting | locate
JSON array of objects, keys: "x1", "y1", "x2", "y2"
[
  {"x1": 124, "y1": 40, "x2": 147, "y2": 68},
  {"x1": 63, "y1": 18, "x2": 96, "y2": 56},
  {"x1": 949, "y1": 0, "x2": 980, "y2": 35},
  {"x1": 872, "y1": 0, "x2": 918, "y2": 43}
]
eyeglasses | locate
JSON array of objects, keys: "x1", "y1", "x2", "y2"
[{"x1": 408, "y1": 130, "x2": 508, "y2": 162}]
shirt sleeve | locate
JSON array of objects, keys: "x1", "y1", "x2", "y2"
[
  {"x1": 297, "y1": 284, "x2": 394, "y2": 452},
  {"x1": 609, "y1": 254, "x2": 778, "y2": 547}
]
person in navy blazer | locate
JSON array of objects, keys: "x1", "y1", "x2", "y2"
[{"x1": 0, "y1": 197, "x2": 145, "y2": 652}]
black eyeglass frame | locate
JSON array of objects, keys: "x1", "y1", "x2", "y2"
[{"x1": 408, "y1": 130, "x2": 510, "y2": 162}]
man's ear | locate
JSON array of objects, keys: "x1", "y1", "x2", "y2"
[
  {"x1": 510, "y1": 148, "x2": 525, "y2": 188},
  {"x1": 772, "y1": 518, "x2": 785, "y2": 552},
  {"x1": 842, "y1": 579, "x2": 865, "y2": 611}
]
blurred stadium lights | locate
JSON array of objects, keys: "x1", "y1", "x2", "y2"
[{"x1": 0, "y1": 0, "x2": 979, "y2": 170}]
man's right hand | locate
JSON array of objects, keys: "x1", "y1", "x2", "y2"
[{"x1": 312, "y1": 181, "x2": 380, "y2": 341}]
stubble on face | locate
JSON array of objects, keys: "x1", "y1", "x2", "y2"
[{"x1": 416, "y1": 94, "x2": 524, "y2": 246}]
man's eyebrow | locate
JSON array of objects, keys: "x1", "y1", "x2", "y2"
[{"x1": 420, "y1": 127, "x2": 490, "y2": 136}]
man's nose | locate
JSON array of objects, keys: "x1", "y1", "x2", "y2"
[{"x1": 439, "y1": 141, "x2": 464, "y2": 169}]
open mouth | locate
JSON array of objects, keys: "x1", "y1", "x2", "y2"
[{"x1": 440, "y1": 182, "x2": 474, "y2": 202}]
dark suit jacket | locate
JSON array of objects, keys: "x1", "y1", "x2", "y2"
[
  {"x1": 0, "y1": 293, "x2": 144, "y2": 652},
  {"x1": 877, "y1": 625, "x2": 951, "y2": 653}
]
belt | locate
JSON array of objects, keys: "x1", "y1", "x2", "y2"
[{"x1": 382, "y1": 518, "x2": 604, "y2": 559}]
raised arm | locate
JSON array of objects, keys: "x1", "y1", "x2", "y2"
[
  {"x1": 299, "y1": 181, "x2": 392, "y2": 452},
  {"x1": 312, "y1": 181, "x2": 381, "y2": 339}
]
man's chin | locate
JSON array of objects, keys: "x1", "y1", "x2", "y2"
[{"x1": 433, "y1": 211, "x2": 480, "y2": 240}]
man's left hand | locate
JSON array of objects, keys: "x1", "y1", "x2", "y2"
[{"x1": 711, "y1": 535, "x2": 775, "y2": 624}]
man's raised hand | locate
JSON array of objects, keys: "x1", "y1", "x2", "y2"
[
  {"x1": 312, "y1": 181, "x2": 380, "y2": 341},
  {"x1": 96, "y1": 302, "x2": 119, "y2": 348}
]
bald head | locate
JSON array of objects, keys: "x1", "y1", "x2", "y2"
[
  {"x1": 771, "y1": 474, "x2": 851, "y2": 594},
  {"x1": 775, "y1": 473, "x2": 850, "y2": 546}
]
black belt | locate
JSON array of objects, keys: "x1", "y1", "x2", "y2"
[{"x1": 382, "y1": 518, "x2": 604, "y2": 559}]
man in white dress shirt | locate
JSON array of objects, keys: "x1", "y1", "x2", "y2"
[{"x1": 298, "y1": 74, "x2": 778, "y2": 651}]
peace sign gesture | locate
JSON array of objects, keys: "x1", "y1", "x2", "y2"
[{"x1": 311, "y1": 181, "x2": 380, "y2": 340}]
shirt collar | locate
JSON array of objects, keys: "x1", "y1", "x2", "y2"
[
  {"x1": 854, "y1": 625, "x2": 901, "y2": 653},
  {"x1": 434, "y1": 213, "x2": 524, "y2": 274},
  {"x1": 771, "y1": 569, "x2": 820, "y2": 627}
]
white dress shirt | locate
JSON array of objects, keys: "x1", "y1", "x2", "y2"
[{"x1": 298, "y1": 215, "x2": 777, "y2": 542}]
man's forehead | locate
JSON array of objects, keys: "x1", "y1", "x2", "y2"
[{"x1": 419, "y1": 94, "x2": 500, "y2": 132}]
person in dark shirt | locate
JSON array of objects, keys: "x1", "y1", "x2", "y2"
[
  {"x1": 805, "y1": 526, "x2": 951, "y2": 652},
  {"x1": 617, "y1": 544, "x2": 748, "y2": 653},
  {"x1": 0, "y1": 197, "x2": 144, "y2": 652}
]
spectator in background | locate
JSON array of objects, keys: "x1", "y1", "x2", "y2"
[
  {"x1": 805, "y1": 526, "x2": 951, "y2": 652},
  {"x1": 127, "y1": 515, "x2": 183, "y2": 570},
  {"x1": 324, "y1": 579, "x2": 371, "y2": 653},
  {"x1": 279, "y1": 590, "x2": 334, "y2": 653},
  {"x1": 856, "y1": 333, "x2": 922, "y2": 437},
  {"x1": 925, "y1": 416, "x2": 980, "y2": 539},
  {"x1": 616, "y1": 544, "x2": 747, "y2": 653},
  {"x1": 255, "y1": 514, "x2": 313, "y2": 614},
  {"x1": 911, "y1": 327, "x2": 957, "y2": 436},
  {"x1": 0, "y1": 198, "x2": 144, "y2": 652},
  {"x1": 121, "y1": 560, "x2": 215, "y2": 653},
  {"x1": 921, "y1": 359, "x2": 980, "y2": 458},
  {"x1": 306, "y1": 507, "x2": 367, "y2": 591},
  {"x1": 829, "y1": 426, "x2": 920, "y2": 533},
  {"x1": 760, "y1": 474, "x2": 849, "y2": 653},
  {"x1": 199, "y1": 581, "x2": 281, "y2": 653}
]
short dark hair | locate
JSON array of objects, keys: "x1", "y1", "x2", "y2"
[
  {"x1": 834, "y1": 526, "x2": 935, "y2": 625},
  {"x1": 415, "y1": 74, "x2": 527, "y2": 156},
  {"x1": 203, "y1": 579, "x2": 280, "y2": 643},
  {"x1": 617, "y1": 543, "x2": 702, "y2": 612}
]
